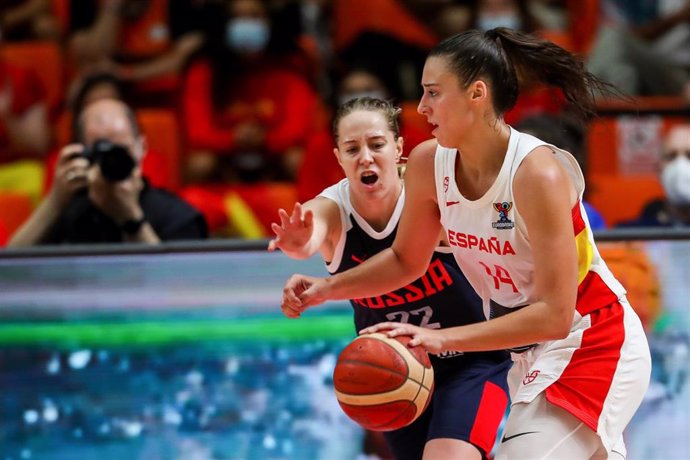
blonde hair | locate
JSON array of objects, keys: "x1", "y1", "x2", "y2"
[{"x1": 332, "y1": 97, "x2": 402, "y2": 141}]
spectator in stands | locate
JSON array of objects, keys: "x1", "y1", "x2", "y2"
[
  {"x1": 8, "y1": 98, "x2": 207, "y2": 246},
  {"x1": 181, "y1": 0, "x2": 318, "y2": 183},
  {"x1": 465, "y1": 0, "x2": 567, "y2": 125},
  {"x1": 58, "y1": 72, "x2": 173, "y2": 190},
  {"x1": 67, "y1": 0, "x2": 209, "y2": 106},
  {"x1": 0, "y1": 43, "x2": 50, "y2": 202},
  {"x1": 588, "y1": 0, "x2": 690, "y2": 99},
  {"x1": 399, "y1": 0, "x2": 471, "y2": 40},
  {"x1": 619, "y1": 125, "x2": 690, "y2": 227},
  {"x1": 517, "y1": 114, "x2": 607, "y2": 229},
  {"x1": 470, "y1": 0, "x2": 540, "y2": 34},
  {"x1": 333, "y1": 0, "x2": 435, "y2": 101},
  {"x1": 69, "y1": 71, "x2": 126, "y2": 114},
  {"x1": 0, "y1": 0, "x2": 60, "y2": 41}
]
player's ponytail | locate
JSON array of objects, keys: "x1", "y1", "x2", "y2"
[{"x1": 430, "y1": 28, "x2": 619, "y2": 121}]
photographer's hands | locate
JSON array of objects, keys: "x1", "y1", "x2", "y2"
[
  {"x1": 50, "y1": 144, "x2": 90, "y2": 208},
  {"x1": 88, "y1": 164, "x2": 144, "y2": 225},
  {"x1": 7, "y1": 144, "x2": 90, "y2": 247},
  {"x1": 87, "y1": 165, "x2": 159, "y2": 243}
]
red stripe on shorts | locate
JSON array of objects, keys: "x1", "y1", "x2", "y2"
[
  {"x1": 469, "y1": 380, "x2": 509, "y2": 455},
  {"x1": 545, "y1": 301, "x2": 625, "y2": 432},
  {"x1": 576, "y1": 271, "x2": 619, "y2": 316}
]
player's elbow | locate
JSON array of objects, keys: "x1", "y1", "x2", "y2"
[
  {"x1": 395, "y1": 251, "x2": 429, "y2": 282},
  {"x1": 544, "y1": 304, "x2": 574, "y2": 340}
]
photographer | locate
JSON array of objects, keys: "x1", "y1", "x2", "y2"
[{"x1": 8, "y1": 98, "x2": 207, "y2": 246}]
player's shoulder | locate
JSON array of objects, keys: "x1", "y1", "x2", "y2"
[
  {"x1": 409, "y1": 138, "x2": 438, "y2": 157},
  {"x1": 406, "y1": 138, "x2": 438, "y2": 169},
  {"x1": 516, "y1": 145, "x2": 568, "y2": 187}
]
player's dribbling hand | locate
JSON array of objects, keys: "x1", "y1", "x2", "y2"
[
  {"x1": 268, "y1": 203, "x2": 314, "y2": 254},
  {"x1": 359, "y1": 322, "x2": 447, "y2": 355},
  {"x1": 281, "y1": 274, "x2": 330, "y2": 318}
]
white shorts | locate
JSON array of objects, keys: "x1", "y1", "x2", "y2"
[
  {"x1": 506, "y1": 298, "x2": 651, "y2": 453},
  {"x1": 494, "y1": 392, "x2": 627, "y2": 459}
]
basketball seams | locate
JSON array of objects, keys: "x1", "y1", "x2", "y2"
[
  {"x1": 334, "y1": 332, "x2": 435, "y2": 431},
  {"x1": 337, "y1": 359, "x2": 408, "y2": 379},
  {"x1": 335, "y1": 379, "x2": 431, "y2": 405}
]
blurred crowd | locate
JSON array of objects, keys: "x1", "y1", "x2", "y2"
[{"x1": 2, "y1": 0, "x2": 690, "y2": 246}]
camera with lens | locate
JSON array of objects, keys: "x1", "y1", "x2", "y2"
[{"x1": 82, "y1": 139, "x2": 136, "y2": 182}]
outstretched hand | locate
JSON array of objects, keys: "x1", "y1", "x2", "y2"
[
  {"x1": 281, "y1": 274, "x2": 330, "y2": 318},
  {"x1": 268, "y1": 203, "x2": 314, "y2": 253},
  {"x1": 359, "y1": 322, "x2": 447, "y2": 354}
]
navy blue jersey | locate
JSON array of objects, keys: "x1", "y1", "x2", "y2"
[{"x1": 320, "y1": 180, "x2": 507, "y2": 376}]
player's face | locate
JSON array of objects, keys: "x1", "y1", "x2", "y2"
[
  {"x1": 334, "y1": 110, "x2": 403, "y2": 197},
  {"x1": 417, "y1": 56, "x2": 476, "y2": 147}
]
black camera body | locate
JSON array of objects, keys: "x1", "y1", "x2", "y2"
[{"x1": 82, "y1": 139, "x2": 136, "y2": 182}]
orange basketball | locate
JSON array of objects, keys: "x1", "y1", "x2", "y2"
[{"x1": 333, "y1": 332, "x2": 434, "y2": 431}]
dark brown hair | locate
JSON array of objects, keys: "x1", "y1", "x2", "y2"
[
  {"x1": 332, "y1": 97, "x2": 402, "y2": 141},
  {"x1": 429, "y1": 28, "x2": 618, "y2": 120}
]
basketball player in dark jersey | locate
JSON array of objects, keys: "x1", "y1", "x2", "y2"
[{"x1": 269, "y1": 97, "x2": 510, "y2": 460}]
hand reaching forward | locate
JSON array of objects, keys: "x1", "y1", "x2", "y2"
[
  {"x1": 359, "y1": 322, "x2": 447, "y2": 355},
  {"x1": 268, "y1": 202, "x2": 314, "y2": 254},
  {"x1": 281, "y1": 274, "x2": 330, "y2": 318}
]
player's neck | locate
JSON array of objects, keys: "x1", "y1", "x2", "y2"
[{"x1": 351, "y1": 181, "x2": 402, "y2": 232}]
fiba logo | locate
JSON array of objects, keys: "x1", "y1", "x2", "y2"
[{"x1": 492, "y1": 201, "x2": 515, "y2": 229}]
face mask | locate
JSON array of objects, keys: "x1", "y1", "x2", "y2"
[
  {"x1": 226, "y1": 18, "x2": 270, "y2": 54},
  {"x1": 477, "y1": 14, "x2": 522, "y2": 32},
  {"x1": 661, "y1": 155, "x2": 690, "y2": 205},
  {"x1": 338, "y1": 90, "x2": 387, "y2": 106}
]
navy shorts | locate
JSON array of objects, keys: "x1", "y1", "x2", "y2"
[{"x1": 383, "y1": 358, "x2": 511, "y2": 460}]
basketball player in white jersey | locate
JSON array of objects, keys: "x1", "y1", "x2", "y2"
[
  {"x1": 270, "y1": 97, "x2": 511, "y2": 460},
  {"x1": 281, "y1": 28, "x2": 652, "y2": 459}
]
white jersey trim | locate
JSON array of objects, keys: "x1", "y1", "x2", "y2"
[{"x1": 318, "y1": 179, "x2": 405, "y2": 273}]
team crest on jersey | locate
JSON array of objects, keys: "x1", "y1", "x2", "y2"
[{"x1": 492, "y1": 201, "x2": 515, "y2": 229}]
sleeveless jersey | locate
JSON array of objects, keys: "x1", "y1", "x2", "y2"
[
  {"x1": 434, "y1": 126, "x2": 626, "y2": 321},
  {"x1": 319, "y1": 179, "x2": 506, "y2": 375},
  {"x1": 434, "y1": 127, "x2": 650, "y2": 452}
]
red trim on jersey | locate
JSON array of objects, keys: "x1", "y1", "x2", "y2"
[
  {"x1": 572, "y1": 200, "x2": 586, "y2": 235},
  {"x1": 576, "y1": 271, "x2": 619, "y2": 316},
  {"x1": 545, "y1": 301, "x2": 625, "y2": 433},
  {"x1": 469, "y1": 380, "x2": 509, "y2": 455}
]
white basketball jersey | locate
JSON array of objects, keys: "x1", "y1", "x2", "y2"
[{"x1": 434, "y1": 127, "x2": 626, "y2": 320}]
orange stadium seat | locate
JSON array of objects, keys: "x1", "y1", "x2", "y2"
[
  {"x1": 587, "y1": 174, "x2": 664, "y2": 226},
  {"x1": 539, "y1": 29, "x2": 575, "y2": 52},
  {"x1": 51, "y1": 0, "x2": 70, "y2": 36},
  {"x1": 0, "y1": 193, "x2": 34, "y2": 242},
  {"x1": 567, "y1": 0, "x2": 600, "y2": 54},
  {"x1": 47, "y1": 109, "x2": 182, "y2": 191},
  {"x1": 0, "y1": 41, "x2": 65, "y2": 116},
  {"x1": 136, "y1": 109, "x2": 181, "y2": 190},
  {"x1": 332, "y1": 0, "x2": 437, "y2": 51}
]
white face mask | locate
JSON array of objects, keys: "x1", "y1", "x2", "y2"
[
  {"x1": 226, "y1": 18, "x2": 270, "y2": 54},
  {"x1": 661, "y1": 155, "x2": 690, "y2": 205},
  {"x1": 477, "y1": 14, "x2": 522, "y2": 32}
]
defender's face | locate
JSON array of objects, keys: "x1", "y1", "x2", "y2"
[{"x1": 334, "y1": 110, "x2": 402, "y2": 197}]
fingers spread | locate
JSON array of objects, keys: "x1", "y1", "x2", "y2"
[{"x1": 303, "y1": 209, "x2": 314, "y2": 228}]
